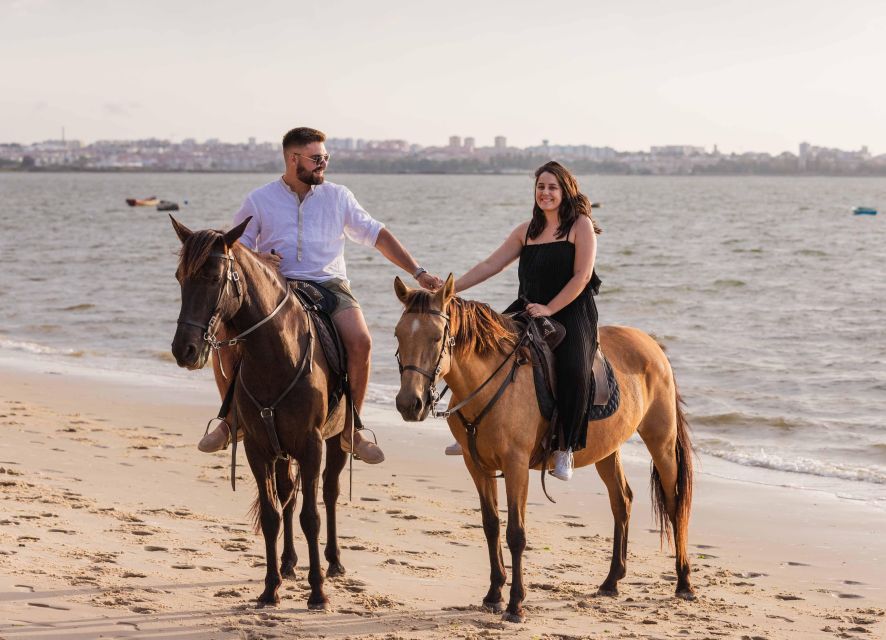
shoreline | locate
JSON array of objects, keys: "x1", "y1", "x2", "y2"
[
  {"x1": 2, "y1": 344, "x2": 883, "y2": 510},
  {"x1": 0, "y1": 358, "x2": 884, "y2": 638}
]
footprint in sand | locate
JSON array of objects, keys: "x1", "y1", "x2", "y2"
[
  {"x1": 28, "y1": 602, "x2": 70, "y2": 610},
  {"x1": 786, "y1": 561, "x2": 810, "y2": 567},
  {"x1": 775, "y1": 593, "x2": 804, "y2": 601},
  {"x1": 837, "y1": 593, "x2": 863, "y2": 599},
  {"x1": 144, "y1": 545, "x2": 168, "y2": 552}
]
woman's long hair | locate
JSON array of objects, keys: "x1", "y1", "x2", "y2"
[{"x1": 527, "y1": 161, "x2": 601, "y2": 240}]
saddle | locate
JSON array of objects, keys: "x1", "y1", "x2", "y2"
[
  {"x1": 507, "y1": 314, "x2": 621, "y2": 467},
  {"x1": 288, "y1": 280, "x2": 346, "y2": 417}
]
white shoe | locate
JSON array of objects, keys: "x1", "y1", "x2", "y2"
[
  {"x1": 550, "y1": 449, "x2": 574, "y2": 481},
  {"x1": 445, "y1": 441, "x2": 463, "y2": 456}
]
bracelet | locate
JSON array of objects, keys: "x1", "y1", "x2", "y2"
[{"x1": 413, "y1": 266, "x2": 427, "y2": 280}]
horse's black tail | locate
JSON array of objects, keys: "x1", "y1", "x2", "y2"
[{"x1": 650, "y1": 383, "x2": 694, "y2": 550}]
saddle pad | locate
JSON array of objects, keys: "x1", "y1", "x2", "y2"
[
  {"x1": 530, "y1": 349, "x2": 620, "y2": 423},
  {"x1": 288, "y1": 280, "x2": 346, "y2": 418}
]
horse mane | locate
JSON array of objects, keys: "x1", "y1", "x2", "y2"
[
  {"x1": 176, "y1": 230, "x2": 285, "y2": 289},
  {"x1": 176, "y1": 229, "x2": 223, "y2": 280},
  {"x1": 404, "y1": 290, "x2": 518, "y2": 358}
]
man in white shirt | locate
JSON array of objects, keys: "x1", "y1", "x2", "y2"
[{"x1": 200, "y1": 127, "x2": 443, "y2": 462}]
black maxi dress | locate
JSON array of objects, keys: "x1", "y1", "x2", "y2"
[{"x1": 505, "y1": 223, "x2": 601, "y2": 452}]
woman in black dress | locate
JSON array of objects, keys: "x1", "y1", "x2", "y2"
[{"x1": 451, "y1": 161, "x2": 601, "y2": 480}]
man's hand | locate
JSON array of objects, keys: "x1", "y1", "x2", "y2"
[
  {"x1": 417, "y1": 271, "x2": 444, "y2": 291},
  {"x1": 260, "y1": 250, "x2": 282, "y2": 271}
]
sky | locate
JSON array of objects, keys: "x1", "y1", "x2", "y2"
[{"x1": 2, "y1": 0, "x2": 885, "y2": 154}]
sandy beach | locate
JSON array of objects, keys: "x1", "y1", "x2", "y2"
[{"x1": 1, "y1": 360, "x2": 883, "y2": 640}]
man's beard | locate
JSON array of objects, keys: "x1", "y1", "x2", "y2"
[{"x1": 296, "y1": 165, "x2": 325, "y2": 185}]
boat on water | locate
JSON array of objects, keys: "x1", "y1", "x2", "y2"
[
  {"x1": 156, "y1": 200, "x2": 180, "y2": 212},
  {"x1": 853, "y1": 206, "x2": 878, "y2": 216},
  {"x1": 126, "y1": 196, "x2": 160, "y2": 207}
]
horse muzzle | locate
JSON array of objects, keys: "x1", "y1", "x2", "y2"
[
  {"x1": 171, "y1": 327, "x2": 211, "y2": 370},
  {"x1": 395, "y1": 388, "x2": 430, "y2": 422}
]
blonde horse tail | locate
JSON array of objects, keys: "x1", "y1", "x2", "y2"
[{"x1": 649, "y1": 378, "x2": 694, "y2": 549}]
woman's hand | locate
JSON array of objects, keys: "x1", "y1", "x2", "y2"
[{"x1": 526, "y1": 303, "x2": 553, "y2": 318}]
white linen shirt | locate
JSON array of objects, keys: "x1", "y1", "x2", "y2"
[{"x1": 233, "y1": 178, "x2": 384, "y2": 283}]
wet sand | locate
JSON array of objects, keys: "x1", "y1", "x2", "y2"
[{"x1": 0, "y1": 363, "x2": 883, "y2": 639}]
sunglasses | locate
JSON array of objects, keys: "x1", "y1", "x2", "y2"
[{"x1": 292, "y1": 153, "x2": 330, "y2": 166}]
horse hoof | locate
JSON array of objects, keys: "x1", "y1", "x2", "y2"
[
  {"x1": 255, "y1": 594, "x2": 279, "y2": 608},
  {"x1": 596, "y1": 586, "x2": 619, "y2": 597},
  {"x1": 280, "y1": 564, "x2": 296, "y2": 579},
  {"x1": 501, "y1": 611, "x2": 525, "y2": 624},
  {"x1": 327, "y1": 562, "x2": 346, "y2": 578},
  {"x1": 676, "y1": 589, "x2": 696, "y2": 601},
  {"x1": 307, "y1": 597, "x2": 330, "y2": 611},
  {"x1": 482, "y1": 599, "x2": 504, "y2": 613}
]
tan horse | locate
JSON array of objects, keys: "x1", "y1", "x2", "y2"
[{"x1": 393, "y1": 275, "x2": 694, "y2": 623}]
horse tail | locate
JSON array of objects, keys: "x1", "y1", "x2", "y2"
[
  {"x1": 248, "y1": 491, "x2": 261, "y2": 535},
  {"x1": 247, "y1": 472, "x2": 282, "y2": 535},
  {"x1": 649, "y1": 372, "x2": 694, "y2": 550}
]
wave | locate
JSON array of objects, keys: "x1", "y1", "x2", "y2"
[
  {"x1": 58, "y1": 303, "x2": 96, "y2": 312},
  {"x1": 148, "y1": 350, "x2": 177, "y2": 364},
  {"x1": 697, "y1": 445, "x2": 886, "y2": 485},
  {"x1": 713, "y1": 279, "x2": 746, "y2": 288},
  {"x1": 0, "y1": 337, "x2": 85, "y2": 357},
  {"x1": 691, "y1": 411, "x2": 814, "y2": 430}
]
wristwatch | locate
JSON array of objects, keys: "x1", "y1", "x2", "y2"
[{"x1": 413, "y1": 266, "x2": 427, "y2": 280}]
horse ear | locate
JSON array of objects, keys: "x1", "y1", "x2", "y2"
[
  {"x1": 169, "y1": 215, "x2": 193, "y2": 244},
  {"x1": 223, "y1": 216, "x2": 252, "y2": 248},
  {"x1": 394, "y1": 276, "x2": 410, "y2": 305},
  {"x1": 440, "y1": 273, "x2": 456, "y2": 305}
]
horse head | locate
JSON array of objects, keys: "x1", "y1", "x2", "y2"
[
  {"x1": 393, "y1": 273, "x2": 456, "y2": 421},
  {"x1": 169, "y1": 215, "x2": 251, "y2": 369}
]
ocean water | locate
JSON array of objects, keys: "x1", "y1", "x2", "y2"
[{"x1": 1, "y1": 172, "x2": 884, "y2": 504}]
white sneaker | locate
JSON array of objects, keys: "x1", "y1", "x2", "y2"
[
  {"x1": 445, "y1": 441, "x2": 463, "y2": 456},
  {"x1": 550, "y1": 449, "x2": 574, "y2": 481}
]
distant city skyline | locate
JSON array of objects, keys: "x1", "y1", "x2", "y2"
[{"x1": 3, "y1": 1, "x2": 885, "y2": 154}]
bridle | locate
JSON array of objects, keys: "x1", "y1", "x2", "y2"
[
  {"x1": 395, "y1": 309, "x2": 454, "y2": 417},
  {"x1": 395, "y1": 301, "x2": 531, "y2": 478},
  {"x1": 175, "y1": 249, "x2": 291, "y2": 376},
  {"x1": 395, "y1": 303, "x2": 529, "y2": 420}
]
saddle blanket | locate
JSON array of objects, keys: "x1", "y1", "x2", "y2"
[{"x1": 531, "y1": 348, "x2": 621, "y2": 424}]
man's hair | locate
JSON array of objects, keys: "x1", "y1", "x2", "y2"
[{"x1": 282, "y1": 127, "x2": 326, "y2": 150}]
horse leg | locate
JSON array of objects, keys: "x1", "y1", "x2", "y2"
[
  {"x1": 595, "y1": 450, "x2": 633, "y2": 596},
  {"x1": 640, "y1": 396, "x2": 695, "y2": 600},
  {"x1": 298, "y1": 438, "x2": 329, "y2": 610},
  {"x1": 244, "y1": 444, "x2": 282, "y2": 606},
  {"x1": 322, "y1": 435, "x2": 348, "y2": 578},
  {"x1": 465, "y1": 460, "x2": 506, "y2": 613},
  {"x1": 276, "y1": 460, "x2": 298, "y2": 578},
  {"x1": 501, "y1": 462, "x2": 529, "y2": 623}
]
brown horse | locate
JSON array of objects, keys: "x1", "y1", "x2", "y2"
[
  {"x1": 170, "y1": 217, "x2": 349, "y2": 609},
  {"x1": 393, "y1": 274, "x2": 694, "y2": 622}
]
